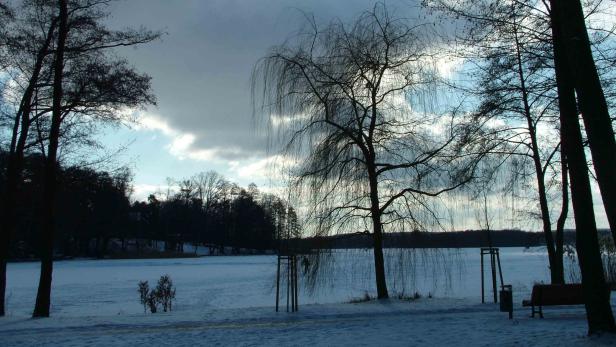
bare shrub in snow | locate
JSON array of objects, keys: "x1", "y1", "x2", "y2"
[
  {"x1": 147, "y1": 291, "x2": 158, "y2": 313},
  {"x1": 565, "y1": 236, "x2": 616, "y2": 284},
  {"x1": 138, "y1": 281, "x2": 149, "y2": 313},
  {"x1": 138, "y1": 275, "x2": 176, "y2": 313},
  {"x1": 156, "y1": 275, "x2": 176, "y2": 312}
]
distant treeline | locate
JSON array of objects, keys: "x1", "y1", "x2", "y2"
[
  {"x1": 0, "y1": 152, "x2": 299, "y2": 259},
  {"x1": 5, "y1": 151, "x2": 603, "y2": 259},
  {"x1": 293, "y1": 229, "x2": 604, "y2": 250}
]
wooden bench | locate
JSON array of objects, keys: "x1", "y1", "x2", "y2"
[{"x1": 522, "y1": 283, "x2": 611, "y2": 318}]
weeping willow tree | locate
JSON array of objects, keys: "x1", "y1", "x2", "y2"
[{"x1": 253, "y1": 5, "x2": 482, "y2": 299}]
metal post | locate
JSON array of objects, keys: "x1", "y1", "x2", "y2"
[
  {"x1": 275, "y1": 256, "x2": 281, "y2": 312},
  {"x1": 286, "y1": 256, "x2": 290, "y2": 312},
  {"x1": 491, "y1": 249, "x2": 497, "y2": 303},
  {"x1": 276, "y1": 254, "x2": 300, "y2": 313},
  {"x1": 496, "y1": 249, "x2": 504, "y2": 288},
  {"x1": 290, "y1": 256, "x2": 294, "y2": 312},
  {"x1": 294, "y1": 255, "x2": 299, "y2": 312},
  {"x1": 291, "y1": 256, "x2": 295, "y2": 312},
  {"x1": 289, "y1": 256, "x2": 294, "y2": 312},
  {"x1": 481, "y1": 249, "x2": 485, "y2": 303}
]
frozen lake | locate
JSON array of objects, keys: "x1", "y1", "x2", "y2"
[{"x1": 4, "y1": 247, "x2": 554, "y2": 317}]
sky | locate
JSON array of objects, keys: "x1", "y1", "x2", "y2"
[
  {"x1": 101, "y1": 0, "x2": 422, "y2": 201},
  {"x1": 92, "y1": 0, "x2": 613, "y2": 230}
]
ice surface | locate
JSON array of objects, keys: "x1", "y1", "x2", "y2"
[
  {"x1": 1, "y1": 247, "x2": 615, "y2": 346},
  {"x1": 3, "y1": 247, "x2": 552, "y2": 317}
]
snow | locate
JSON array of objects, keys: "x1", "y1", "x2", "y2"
[{"x1": 1, "y1": 247, "x2": 616, "y2": 346}]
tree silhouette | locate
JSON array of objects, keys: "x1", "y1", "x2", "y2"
[
  {"x1": 550, "y1": 0, "x2": 616, "y2": 334},
  {"x1": 253, "y1": 5, "x2": 480, "y2": 298},
  {"x1": 424, "y1": 0, "x2": 571, "y2": 284}
]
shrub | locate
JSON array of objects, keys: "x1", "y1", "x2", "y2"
[
  {"x1": 394, "y1": 291, "x2": 422, "y2": 301},
  {"x1": 564, "y1": 236, "x2": 616, "y2": 284},
  {"x1": 138, "y1": 275, "x2": 176, "y2": 313},
  {"x1": 156, "y1": 274, "x2": 176, "y2": 312},
  {"x1": 138, "y1": 281, "x2": 150, "y2": 313},
  {"x1": 147, "y1": 291, "x2": 158, "y2": 313}
]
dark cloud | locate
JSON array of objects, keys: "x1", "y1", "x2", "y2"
[{"x1": 106, "y1": 0, "x2": 421, "y2": 161}]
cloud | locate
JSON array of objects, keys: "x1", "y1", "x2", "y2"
[
  {"x1": 230, "y1": 154, "x2": 297, "y2": 182},
  {"x1": 434, "y1": 54, "x2": 464, "y2": 79},
  {"x1": 131, "y1": 183, "x2": 176, "y2": 201},
  {"x1": 106, "y1": 0, "x2": 427, "y2": 165},
  {"x1": 134, "y1": 112, "x2": 254, "y2": 162}
]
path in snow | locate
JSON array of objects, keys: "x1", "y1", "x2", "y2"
[{"x1": 1, "y1": 299, "x2": 615, "y2": 346}]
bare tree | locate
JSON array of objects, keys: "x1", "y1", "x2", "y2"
[
  {"x1": 0, "y1": 0, "x2": 160, "y2": 316},
  {"x1": 426, "y1": 0, "x2": 616, "y2": 283},
  {"x1": 0, "y1": 0, "x2": 13, "y2": 317},
  {"x1": 192, "y1": 171, "x2": 225, "y2": 211},
  {"x1": 424, "y1": 0, "x2": 571, "y2": 283},
  {"x1": 253, "y1": 5, "x2": 480, "y2": 299},
  {"x1": 25, "y1": 0, "x2": 159, "y2": 317},
  {"x1": 0, "y1": 0, "x2": 58, "y2": 317},
  {"x1": 32, "y1": 0, "x2": 69, "y2": 318},
  {"x1": 550, "y1": 0, "x2": 616, "y2": 334},
  {"x1": 553, "y1": 0, "x2": 616, "y2": 244},
  {"x1": 0, "y1": 1, "x2": 12, "y2": 71}
]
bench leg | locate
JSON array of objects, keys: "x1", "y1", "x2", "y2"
[
  {"x1": 530, "y1": 305, "x2": 535, "y2": 318},
  {"x1": 539, "y1": 305, "x2": 544, "y2": 319}
]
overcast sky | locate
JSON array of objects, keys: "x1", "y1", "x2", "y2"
[{"x1": 99, "y1": 0, "x2": 421, "y2": 200}]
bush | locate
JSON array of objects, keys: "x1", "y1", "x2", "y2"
[
  {"x1": 156, "y1": 275, "x2": 176, "y2": 312},
  {"x1": 565, "y1": 235, "x2": 616, "y2": 284},
  {"x1": 600, "y1": 235, "x2": 616, "y2": 283},
  {"x1": 138, "y1": 281, "x2": 149, "y2": 313},
  {"x1": 395, "y1": 291, "x2": 423, "y2": 301},
  {"x1": 147, "y1": 291, "x2": 158, "y2": 313},
  {"x1": 137, "y1": 275, "x2": 176, "y2": 313}
]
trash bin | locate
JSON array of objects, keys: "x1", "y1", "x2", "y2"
[{"x1": 500, "y1": 284, "x2": 513, "y2": 319}]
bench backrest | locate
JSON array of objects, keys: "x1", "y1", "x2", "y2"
[{"x1": 530, "y1": 284, "x2": 584, "y2": 305}]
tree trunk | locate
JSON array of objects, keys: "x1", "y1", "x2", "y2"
[
  {"x1": 554, "y1": 155, "x2": 569, "y2": 283},
  {"x1": 0, "y1": 161, "x2": 18, "y2": 317},
  {"x1": 550, "y1": 0, "x2": 616, "y2": 333},
  {"x1": 512, "y1": 25, "x2": 563, "y2": 283},
  {"x1": 371, "y1": 212, "x2": 388, "y2": 299},
  {"x1": 562, "y1": 103, "x2": 615, "y2": 334},
  {"x1": 0, "y1": 19, "x2": 57, "y2": 316},
  {"x1": 0, "y1": 158, "x2": 19, "y2": 317},
  {"x1": 0, "y1": 259, "x2": 5, "y2": 316},
  {"x1": 368, "y1": 167, "x2": 388, "y2": 299},
  {"x1": 530, "y1": 128, "x2": 562, "y2": 284},
  {"x1": 557, "y1": 0, "x2": 616, "y2": 242},
  {"x1": 33, "y1": 0, "x2": 68, "y2": 318}
]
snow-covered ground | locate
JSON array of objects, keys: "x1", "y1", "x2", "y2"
[{"x1": 1, "y1": 247, "x2": 615, "y2": 346}]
